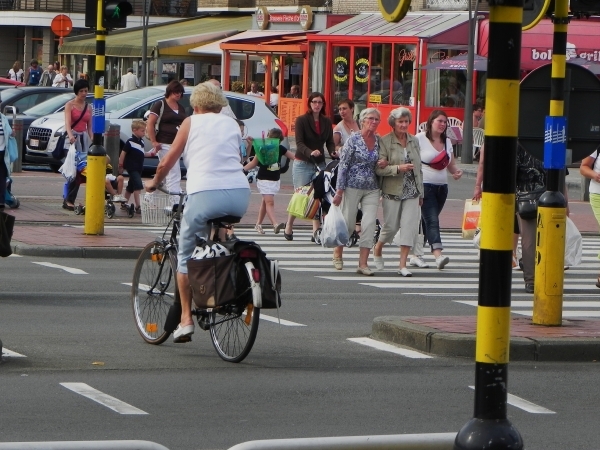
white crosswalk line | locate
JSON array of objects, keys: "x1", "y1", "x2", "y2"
[
  {"x1": 468, "y1": 386, "x2": 555, "y2": 414},
  {"x1": 348, "y1": 337, "x2": 433, "y2": 358},
  {"x1": 60, "y1": 383, "x2": 148, "y2": 415},
  {"x1": 2, "y1": 348, "x2": 27, "y2": 358},
  {"x1": 32, "y1": 262, "x2": 88, "y2": 275}
]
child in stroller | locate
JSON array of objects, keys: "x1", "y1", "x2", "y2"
[{"x1": 313, "y1": 159, "x2": 380, "y2": 247}]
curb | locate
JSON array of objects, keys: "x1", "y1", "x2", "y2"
[
  {"x1": 12, "y1": 242, "x2": 144, "y2": 259},
  {"x1": 372, "y1": 316, "x2": 600, "y2": 361}
]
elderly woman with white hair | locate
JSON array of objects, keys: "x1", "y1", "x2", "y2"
[
  {"x1": 372, "y1": 107, "x2": 423, "y2": 277},
  {"x1": 331, "y1": 107, "x2": 383, "y2": 276},
  {"x1": 145, "y1": 81, "x2": 250, "y2": 343}
]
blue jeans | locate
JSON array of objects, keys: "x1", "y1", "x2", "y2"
[{"x1": 421, "y1": 183, "x2": 448, "y2": 252}]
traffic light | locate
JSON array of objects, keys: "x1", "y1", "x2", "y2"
[{"x1": 85, "y1": 0, "x2": 132, "y2": 29}]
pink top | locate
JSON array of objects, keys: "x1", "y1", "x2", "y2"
[{"x1": 70, "y1": 105, "x2": 91, "y2": 133}]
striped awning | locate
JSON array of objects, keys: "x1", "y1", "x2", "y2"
[{"x1": 59, "y1": 15, "x2": 252, "y2": 57}]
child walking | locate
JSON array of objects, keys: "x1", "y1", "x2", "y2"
[
  {"x1": 118, "y1": 120, "x2": 155, "y2": 213},
  {"x1": 243, "y1": 128, "x2": 295, "y2": 234}
]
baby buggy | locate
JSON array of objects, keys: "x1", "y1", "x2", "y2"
[
  {"x1": 5, "y1": 176, "x2": 20, "y2": 209},
  {"x1": 312, "y1": 159, "x2": 380, "y2": 247}
]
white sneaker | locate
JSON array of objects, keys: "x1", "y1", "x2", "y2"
[
  {"x1": 112, "y1": 194, "x2": 126, "y2": 202},
  {"x1": 373, "y1": 256, "x2": 384, "y2": 271},
  {"x1": 409, "y1": 256, "x2": 429, "y2": 268},
  {"x1": 435, "y1": 255, "x2": 450, "y2": 270},
  {"x1": 398, "y1": 267, "x2": 412, "y2": 277}
]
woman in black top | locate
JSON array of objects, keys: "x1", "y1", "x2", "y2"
[{"x1": 146, "y1": 80, "x2": 187, "y2": 198}]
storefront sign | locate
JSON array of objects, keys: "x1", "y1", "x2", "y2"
[
  {"x1": 334, "y1": 56, "x2": 348, "y2": 82},
  {"x1": 255, "y1": 5, "x2": 313, "y2": 30},
  {"x1": 398, "y1": 48, "x2": 417, "y2": 66},
  {"x1": 369, "y1": 94, "x2": 382, "y2": 103},
  {"x1": 184, "y1": 64, "x2": 194, "y2": 78},
  {"x1": 355, "y1": 58, "x2": 369, "y2": 83}
]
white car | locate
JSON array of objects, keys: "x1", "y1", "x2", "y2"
[{"x1": 25, "y1": 86, "x2": 289, "y2": 173}]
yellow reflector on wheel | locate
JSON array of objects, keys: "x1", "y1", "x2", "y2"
[
  {"x1": 145, "y1": 323, "x2": 158, "y2": 333},
  {"x1": 244, "y1": 304, "x2": 253, "y2": 325}
]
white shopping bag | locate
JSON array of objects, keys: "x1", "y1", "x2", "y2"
[
  {"x1": 321, "y1": 205, "x2": 349, "y2": 248},
  {"x1": 564, "y1": 217, "x2": 582, "y2": 267},
  {"x1": 58, "y1": 144, "x2": 77, "y2": 181}
]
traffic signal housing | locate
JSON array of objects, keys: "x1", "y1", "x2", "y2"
[{"x1": 85, "y1": 0, "x2": 132, "y2": 29}]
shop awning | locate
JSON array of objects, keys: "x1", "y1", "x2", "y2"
[
  {"x1": 59, "y1": 15, "x2": 253, "y2": 58},
  {"x1": 478, "y1": 18, "x2": 600, "y2": 71},
  {"x1": 314, "y1": 12, "x2": 469, "y2": 45},
  {"x1": 189, "y1": 30, "x2": 312, "y2": 56}
]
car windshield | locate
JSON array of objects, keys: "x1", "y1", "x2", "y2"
[
  {"x1": 23, "y1": 93, "x2": 75, "y2": 117},
  {"x1": 0, "y1": 88, "x2": 21, "y2": 102},
  {"x1": 105, "y1": 87, "x2": 164, "y2": 113}
]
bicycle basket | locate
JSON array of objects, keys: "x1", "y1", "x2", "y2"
[
  {"x1": 254, "y1": 138, "x2": 280, "y2": 166},
  {"x1": 141, "y1": 192, "x2": 174, "y2": 226}
]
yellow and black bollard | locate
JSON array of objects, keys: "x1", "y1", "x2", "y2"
[
  {"x1": 532, "y1": 0, "x2": 568, "y2": 325},
  {"x1": 454, "y1": 0, "x2": 524, "y2": 448},
  {"x1": 84, "y1": 0, "x2": 107, "y2": 235}
]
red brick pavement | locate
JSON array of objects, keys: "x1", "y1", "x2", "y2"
[{"x1": 405, "y1": 316, "x2": 600, "y2": 338}]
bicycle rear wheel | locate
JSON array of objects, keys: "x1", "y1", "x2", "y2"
[
  {"x1": 132, "y1": 241, "x2": 178, "y2": 344},
  {"x1": 209, "y1": 263, "x2": 260, "y2": 362}
]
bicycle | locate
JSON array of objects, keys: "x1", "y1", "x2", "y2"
[{"x1": 131, "y1": 186, "x2": 269, "y2": 363}]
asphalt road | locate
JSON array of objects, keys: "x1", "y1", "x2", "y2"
[{"x1": 2, "y1": 226, "x2": 600, "y2": 449}]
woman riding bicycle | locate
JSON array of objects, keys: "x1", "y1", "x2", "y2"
[{"x1": 144, "y1": 81, "x2": 251, "y2": 343}]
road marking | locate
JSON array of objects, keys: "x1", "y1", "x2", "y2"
[
  {"x1": 259, "y1": 313, "x2": 306, "y2": 327},
  {"x1": 2, "y1": 348, "x2": 27, "y2": 358},
  {"x1": 8, "y1": 254, "x2": 22, "y2": 257},
  {"x1": 456, "y1": 300, "x2": 600, "y2": 308},
  {"x1": 122, "y1": 282, "x2": 175, "y2": 297},
  {"x1": 32, "y1": 262, "x2": 87, "y2": 275},
  {"x1": 468, "y1": 386, "x2": 555, "y2": 414},
  {"x1": 348, "y1": 337, "x2": 433, "y2": 359},
  {"x1": 60, "y1": 383, "x2": 148, "y2": 415}
]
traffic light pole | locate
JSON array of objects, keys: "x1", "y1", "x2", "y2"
[
  {"x1": 454, "y1": 0, "x2": 524, "y2": 448},
  {"x1": 84, "y1": 0, "x2": 107, "y2": 235},
  {"x1": 532, "y1": 0, "x2": 569, "y2": 325}
]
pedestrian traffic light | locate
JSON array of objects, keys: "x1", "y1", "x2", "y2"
[
  {"x1": 104, "y1": 0, "x2": 132, "y2": 29},
  {"x1": 85, "y1": 0, "x2": 132, "y2": 29}
]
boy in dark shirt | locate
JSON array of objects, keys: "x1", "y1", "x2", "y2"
[{"x1": 118, "y1": 120, "x2": 156, "y2": 213}]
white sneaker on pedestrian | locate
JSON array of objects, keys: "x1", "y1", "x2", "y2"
[
  {"x1": 398, "y1": 267, "x2": 412, "y2": 277},
  {"x1": 112, "y1": 194, "x2": 126, "y2": 202},
  {"x1": 409, "y1": 256, "x2": 429, "y2": 268},
  {"x1": 435, "y1": 255, "x2": 450, "y2": 270},
  {"x1": 373, "y1": 256, "x2": 384, "y2": 271}
]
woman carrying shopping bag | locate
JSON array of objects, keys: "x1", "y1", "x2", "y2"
[{"x1": 331, "y1": 108, "x2": 382, "y2": 276}]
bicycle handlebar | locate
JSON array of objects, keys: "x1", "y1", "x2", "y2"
[{"x1": 147, "y1": 182, "x2": 186, "y2": 197}]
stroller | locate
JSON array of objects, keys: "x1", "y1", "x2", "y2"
[
  {"x1": 5, "y1": 176, "x2": 20, "y2": 209},
  {"x1": 312, "y1": 159, "x2": 380, "y2": 247}
]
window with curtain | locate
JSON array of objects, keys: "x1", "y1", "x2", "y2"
[{"x1": 425, "y1": 49, "x2": 467, "y2": 107}]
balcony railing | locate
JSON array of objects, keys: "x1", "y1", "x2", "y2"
[{"x1": 0, "y1": 0, "x2": 197, "y2": 16}]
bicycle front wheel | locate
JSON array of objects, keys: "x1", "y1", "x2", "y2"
[{"x1": 132, "y1": 241, "x2": 178, "y2": 344}]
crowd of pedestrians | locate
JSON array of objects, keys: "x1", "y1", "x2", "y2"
[{"x1": 7, "y1": 60, "x2": 75, "y2": 87}]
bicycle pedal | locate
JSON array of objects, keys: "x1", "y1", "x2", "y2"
[{"x1": 198, "y1": 316, "x2": 211, "y2": 331}]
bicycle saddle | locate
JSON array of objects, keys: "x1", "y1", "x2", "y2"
[{"x1": 208, "y1": 215, "x2": 242, "y2": 225}]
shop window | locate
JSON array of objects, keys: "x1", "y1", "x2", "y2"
[
  {"x1": 331, "y1": 46, "x2": 350, "y2": 123},
  {"x1": 425, "y1": 49, "x2": 467, "y2": 108},
  {"x1": 392, "y1": 43, "x2": 417, "y2": 106},
  {"x1": 353, "y1": 47, "x2": 370, "y2": 117},
  {"x1": 370, "y1": 43, "x2": 392, "y2": 105},
  {"x1": 311, "y1": 43, "x2": 326, "y2": 95}
]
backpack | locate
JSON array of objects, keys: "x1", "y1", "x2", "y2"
[{"x1": 145, "y1": 99, "x2": 165, "y2": 140}]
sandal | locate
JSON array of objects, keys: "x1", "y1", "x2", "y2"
[{"x1": 254, "y1": 224, "x2": 265, "y2": 234}]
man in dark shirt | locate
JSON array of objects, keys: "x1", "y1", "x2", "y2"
[{"x1": 25, "y1": 59, "x2": 42, "y2": 86}]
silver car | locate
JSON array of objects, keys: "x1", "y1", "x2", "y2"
[{"x1": 26, "y1": 86, "x2": 289, "y2": 173}]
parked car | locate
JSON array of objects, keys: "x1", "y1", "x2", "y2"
[
  {"x1": 0, "y1": 77, "x2": 25, "y2": 87},
  {"x1": 8, "y1": 92, "x2": 112, "y2": 168},
  {"x1": 25, "y1": 85, "x2": 289, "y2": 174},
  {"x1": 0, "y1": 86, "x2": 68, "y2": 115}
]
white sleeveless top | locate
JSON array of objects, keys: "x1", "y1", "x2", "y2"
[
  {"x1": 183, "y1": 113, "x2": 249, "y2": 195},
  {"x1": 416, "y1": 132, "x2": 453, "y2": 185}
]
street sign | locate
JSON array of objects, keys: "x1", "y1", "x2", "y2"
[
  {"x1": 50, "y1": 14, "x2": 73, "y2": 38},
  {"x1": 522, "y1": 0, "x2": 552, "y2": 30},
  {"x1": 378, "y1": 0, "x2": 411, "y2": 22}
]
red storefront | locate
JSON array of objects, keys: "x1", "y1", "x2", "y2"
[
  {"x1": 478, "y1": 17, "x2": 600, "y2": 70},
  {"x1": 307, "y1": 12, "x2": 472, "y2": 133}
]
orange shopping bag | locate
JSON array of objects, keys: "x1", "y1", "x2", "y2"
[{"x1": 462, "y1": 199, "x2": 481, "y2": 239}]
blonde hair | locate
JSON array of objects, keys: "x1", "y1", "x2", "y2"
[
  {"x1": 132, "y1": 119, "x2": 146, "y2": 131},
  {"x1": 12, "y1": 61, "x2": 21, "y2": 71},
  {"x1": 60, "y1": 65, "x2": 68, "y2": 71},
  {"x1": 190, "y1": 81, "x2": 228, "y2": 113}
]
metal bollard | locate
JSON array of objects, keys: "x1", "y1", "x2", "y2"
[
  {"x1": 104, "y1": 123, "x2": 121, "y2": 167},
  {"x1": 580, "y1": 175, "x2": 590, "y2": 202}
]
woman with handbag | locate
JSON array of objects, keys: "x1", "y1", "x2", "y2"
[
  {"x1": 146, "y1": 80, "x2": 187, "y2": 201},
  {"x1": 373, "y1": 107, "x2": 423, "y2": 277},
  {"x1": 416, "y1": 110, "x2": 463, "y2": 269},
  {"x1": 331, "y1": 108, "x2": 382, "y2": 275},
  {"x1": 283, "y1": 92, "x2": 335, "y2": 241},
  {"x1": 62, "y1": 79, "x2": 92, "y2": 210}
]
